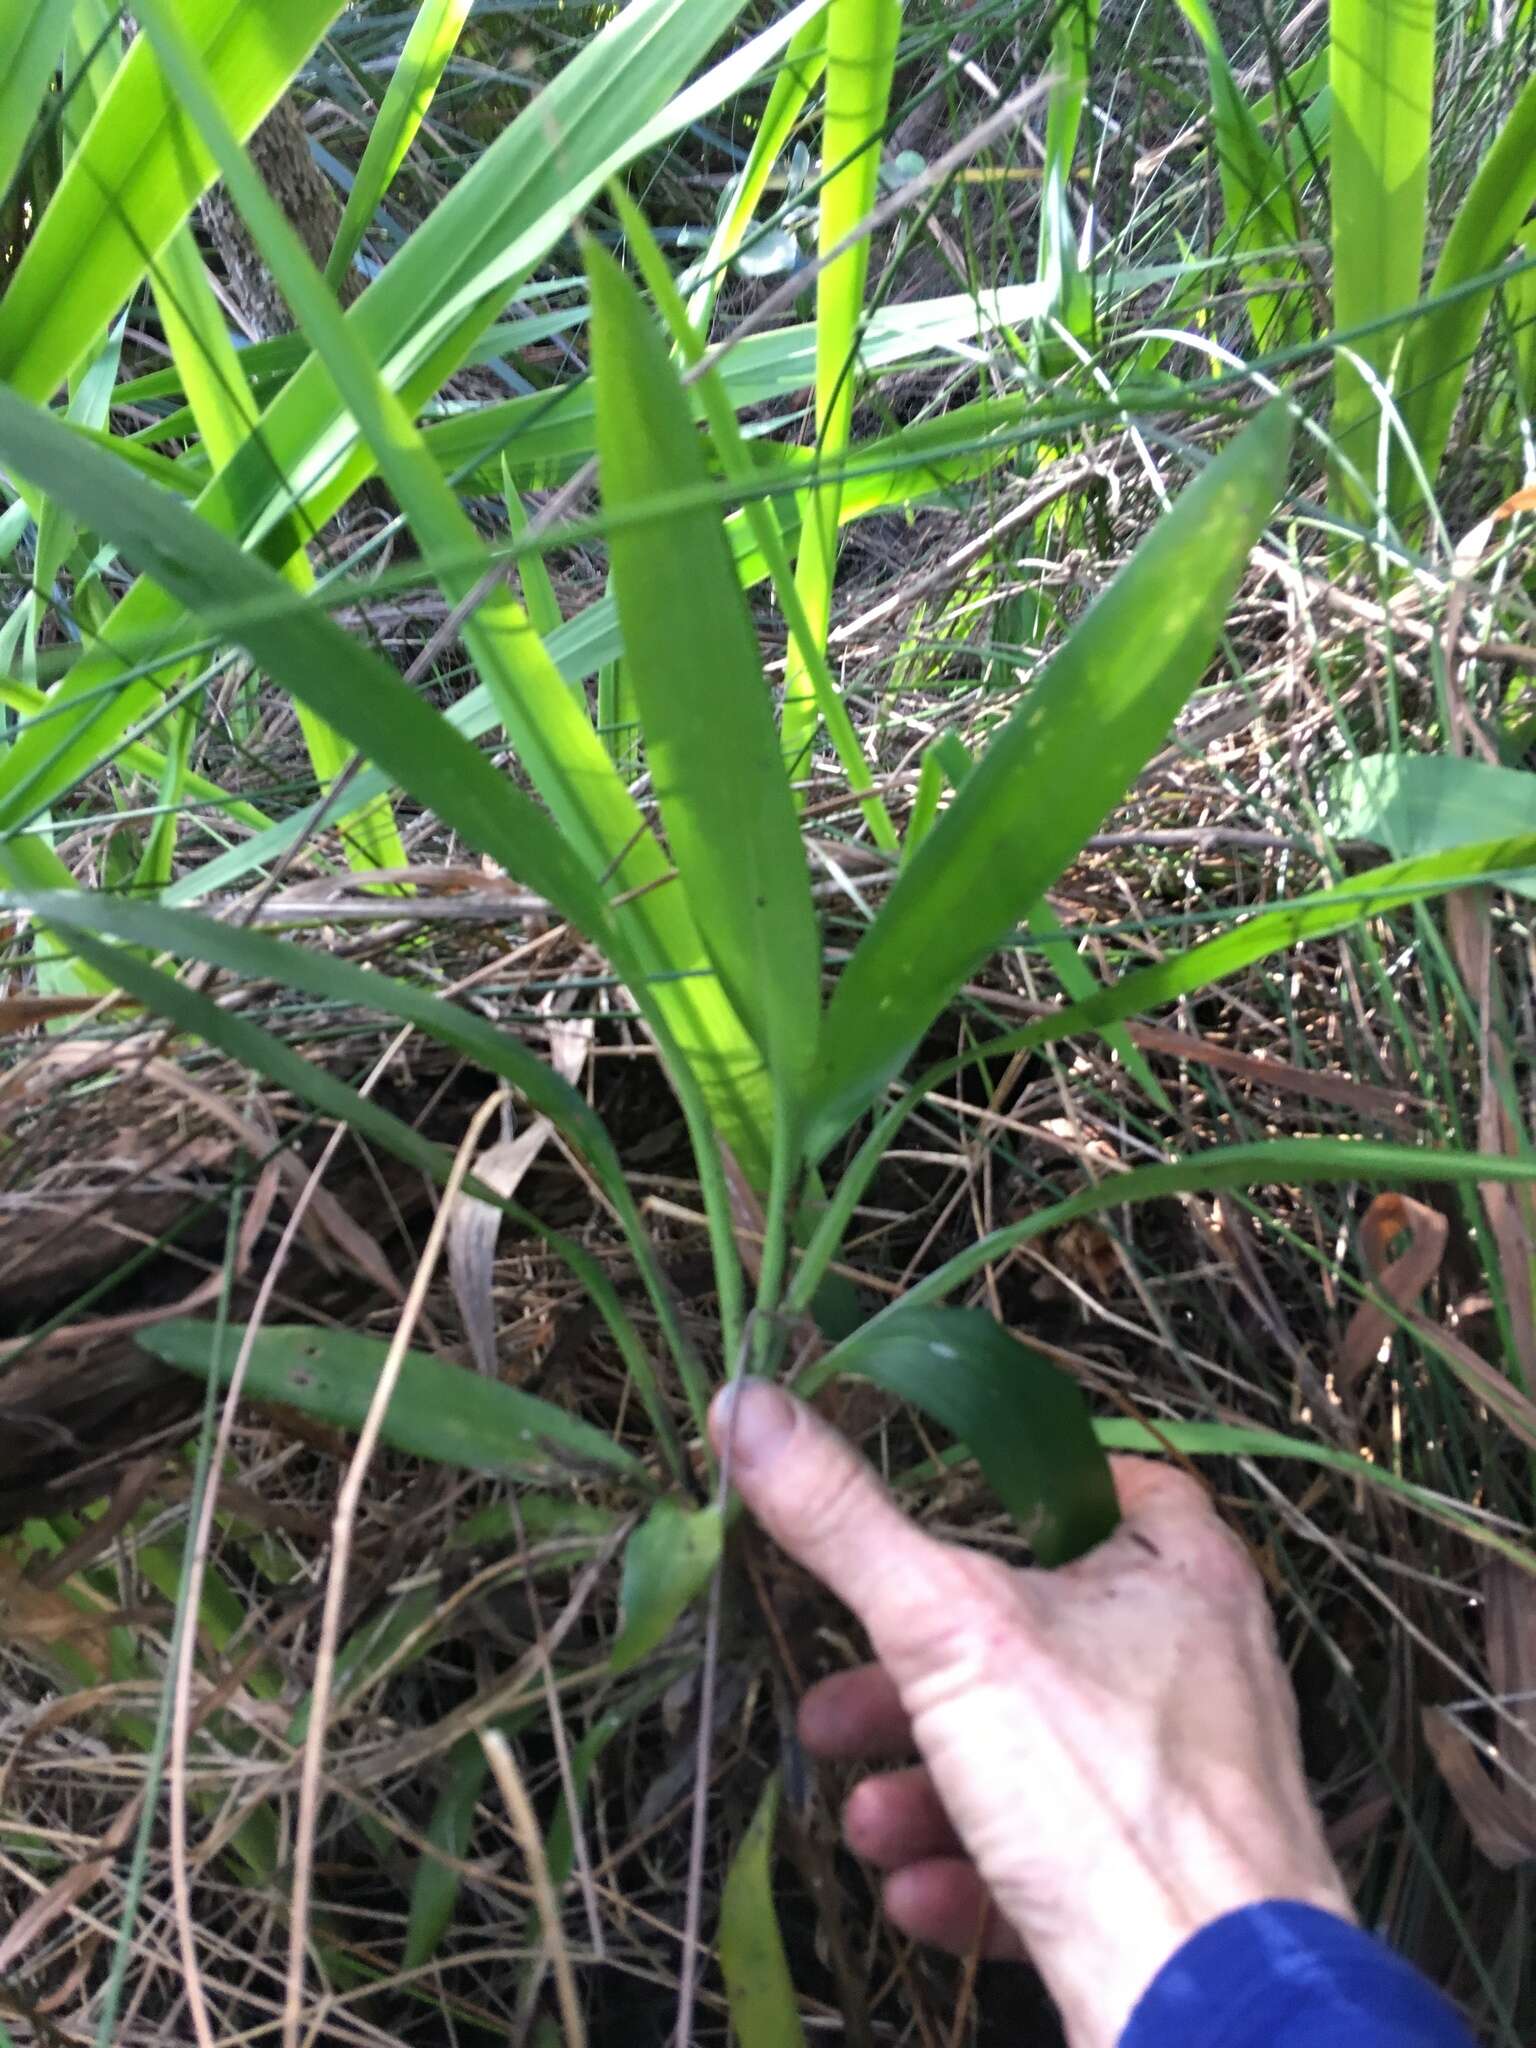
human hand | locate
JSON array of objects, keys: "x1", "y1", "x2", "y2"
[{"x1": 711, "y1": 1381, "x2": 1354, "y2": 2048}]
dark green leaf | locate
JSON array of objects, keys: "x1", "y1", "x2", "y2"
[
  {"x1": 405, "y1": 1735, "x2": 494, "y2": 1968},
  {"x1": 824, "y1": 1306, "x2": 1118, "y2": 1565}
]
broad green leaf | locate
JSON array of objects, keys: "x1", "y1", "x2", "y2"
[
  {"x1": 611, "y1": 1499, "x2": 724, "y2": 1673},
  {"x1": 808, "y1": 400, "x2": 1293, "y2": 1153},
  {"x1": 826, "y1": 1307, "x2": 1118, "y2": 1565},
  {"x1": 589, "y1": 240, "x2": 821, "y2": 1094},
  {"x1": 780, "y1": 0, "x2": 902, "y2": 790},
  {"x1": 1329, "y1": 0, "x2": 1437, "y2": 514},
  {"x1": 1393, "y1": 70, "x2": 1536, "y2": 514},
  {"x1": 0, "y1": 0, "x2": 346, "y2": 401},
  {"x1": 719, "y1": 1778, "x2": 807, "y2": 2048},
  {"x1": 140, "y1": 1323, "x2": 646, "y2": 1483},
  {"x1": 324, "y1": 0, "x2": 476, "y2": 294},
  {"x1": 612, "y1": 183, "x2": 895, "y2": 853},
  {"x1": 0, "y1": 1, "x2": 68, "y2": 202},
  {"x1": 1172, "y1": 0, "x2": 1310, "y2": 352},
  {"x1": 1327, "y1": 754, "x2": 1536, "y2": 897}
]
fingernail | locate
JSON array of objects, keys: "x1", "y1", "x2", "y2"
[{"x1": 714, "y1": 1380, "x2": 797, "y2": 1470}]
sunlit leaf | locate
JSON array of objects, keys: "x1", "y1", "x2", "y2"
[
  {"x1": 1327, "y1": 754, "x2": 1536, "y2": 898},
  {"x1": 589, "y1": 239, "x2": 822, "y2": 1096}
]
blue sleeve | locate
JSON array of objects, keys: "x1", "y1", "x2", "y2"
[{"x1": 1119, "y1": 1901, "x2": 1476, "y2": 2048}]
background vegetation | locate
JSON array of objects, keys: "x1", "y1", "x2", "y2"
[{"x1": 1, "y1": 1, "x2": 1535, "y2": 2043}]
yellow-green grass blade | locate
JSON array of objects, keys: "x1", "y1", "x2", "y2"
[
  {"x1": 147, "y1": 227, "x2": 302, "y2": 888},
  {"x1": 0, "y1": 0, "x2": 346, "y2": 403},
  {"x1": 1503, "y1": 223, "x2": 1536, "y2": 439},
  {"x1": 429, "y1": 288, "x2": 1059, "y2": 497},
  {"x1": 612, "y1": 183, "x2": 896, "y2": 852},
  {"x1": 150, "y1": 224, "x2": 259, "y2": 472},
  {"x1": 167, "y1": 417, "x2": 1014, "y2": 903},
  {"x1": 1329, "y1": 0, "x2": 1436, "y2": 518},
  {"x1": 137, "y1": 0, "x2": 775, "y2": 1173},
  {"x1": 501, "y1": 472, "x2": 565, "y2": 646},
  {"x1": 149, "y1": 223, "x2": 404, "y2": 870},
  {"x1": 62, "y1": 0, "x2": 121, "y2": 161},
  {"x1": 1027, "y1": 896, "x2": 1169, "y2": 1112},
  {"x1": 186, "y1": 0, "x2": 810, "y2": 572},
  {"x1": 13, "y1": 357, "x2": 1030, "y2": 910},
  {"x1": 0, "y1": 1, "x2": 69, "y2": 201},
  {"x1": 1037, "y1": 0, "x2": 1099, "y2": 347},
  {"x1": 1171, "y1": 0, "x2": 1310, "y2": 353},
  {"x1": 781, "y1": 0, "x2": 901, "y2": 792},
  {"x1": 808, "y1": 401, "x2": 1293, "y2": 1155},
  {"x1": 1248, "y1": 44, "x2": 1330, "y2": 128},
  {"x1": 684, "y1": 6, "x2": 829, "y2": 334},
  {"x1": 589, "y1": 240, "x2": 822, "y2": 1099},
  {"x1": 324, "y1": 0, "x2": 476, "y2": 295},
  {"x1": 1392, "y1": 69, "x2": 1536, "y2": 518},
  {"x1": 0, "y1": 669, "x2": 274, "y2": 835}
]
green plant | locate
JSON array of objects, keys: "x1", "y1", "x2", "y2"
[{"x1": 6, "y1": 4, "x2": 1536, "y2": 2038}]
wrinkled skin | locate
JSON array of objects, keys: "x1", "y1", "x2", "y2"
[{"x1": 712, "y1": 1382, "x2": 1352, "y2": 2048}]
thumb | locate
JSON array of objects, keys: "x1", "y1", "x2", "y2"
[{"x1": 710, "y1": 1381, "x2": 1006, "y2": 1677}]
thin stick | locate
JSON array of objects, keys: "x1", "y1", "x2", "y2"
[
  {"x1": 481, "y1": 1726, "x2": 588, "y2": 2048},
  {"x1": 281, "y1": 1089, "x2": 511, "y2": 2048},
  {"x1": 168, "y1": 1020, "x2": 415, "y2": 2048}
]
